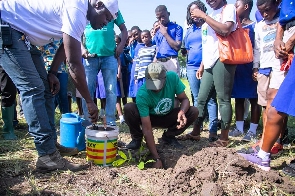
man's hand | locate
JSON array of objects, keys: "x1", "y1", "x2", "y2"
[
  {"x1": 252, "y1": 68, "x2": 258, "y2": 81},
  {"x1": 82, "y1": 48, "x2": 90, "y2": 59},
  {"x1": 47, "y1": 73, "x2": 60, "y2": 95},
  {"x1": 274, "y1": 39, "x2": 288, "y2": 59},
  {"x1": 86, "y1": 101, "x2": 99, "y2": 123},
  {"x1": 159, "y1": 23, "x2": 168, "y2": 36},
  {"x1": 177, "y1": 110, "x2": 187, "y2": 129},
  {"x1": 115, "y1": 44, "x2": 124, "y2": 58},
  {"x1": 152, "y1": 159, "x2": 163, "y2": 169}
]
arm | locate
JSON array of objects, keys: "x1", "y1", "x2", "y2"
[
  {"x1": 252, "y1": 25, "x2": 260, "y2": 81},
  {"x1": 285, "y1": 32, "x2": 295, "y2": 54},
  {"x1": 141, "y1": 116, "x2": 163, "y2": 169},
  {"x1": 117, "y1": 57, "x2": 121, "y2": 80},
  {"x1": 158, "y1": 23, "x2": 182, "y2": 51},
  {"x1": 196, "y1": 62, "x2": 204, "y2": 79},
  {"x1": 176, "y1": 92, "x2": 190, "y2": 129},
  {"x1": 47, "y1": 43, "x2": 67, "y2": 94},
  {"x1": 274, "y1": 23, "x2": 288, "y2": 59},
  {"x1": 115, "y1": 23, "x2": 128, "y2": 58},
  {"x1": 63, "y1": 33, "x2": 98, "y2": 122},
  {"x1": 190, "y1": 8, "x2": 234, "y2": 37}
]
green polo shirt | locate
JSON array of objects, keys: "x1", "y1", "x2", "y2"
[{"x1": 84, "y1": 11, "x2": 124, "y2": 56}]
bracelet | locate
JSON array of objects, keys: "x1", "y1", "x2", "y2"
[{"x1": 48, "y1": 70, "x2": 58, "y2": 76}]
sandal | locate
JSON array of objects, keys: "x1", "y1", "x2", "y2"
[
  {"x1": 177, "y1": 133, "x2": 200, "y2": 141},
  {"x1": 282, "y1": 160, "x2": 295, "y2": 177},
  {"x1": 208, "y1": 139, "x2": 229, "y2": 147}
]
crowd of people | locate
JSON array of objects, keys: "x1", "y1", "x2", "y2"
[{"x1": 1, "y1": 0, "x2": 295, "y2": 176}]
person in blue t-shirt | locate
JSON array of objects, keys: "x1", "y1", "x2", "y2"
[
  {"x1": 179, "y1": 0, "x2": 218, "y2": 142},
  {"x1": 153, "y1": 5, "x2": 183, "y2": 74}
]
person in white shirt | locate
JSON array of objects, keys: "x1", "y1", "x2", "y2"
[
  {"x1": 0, "y1": 0, "x2": 118, "y2": 172},
  {"x1": 178, "y1": 0, "x2": 237, "y2": 147}
]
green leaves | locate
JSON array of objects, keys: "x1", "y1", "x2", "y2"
[
  {"x1": 112, "y1": 150, "x2": 132, "y2": 167},
  {"x1": 137, "y1": 162, "x2": 145, "y2": 170},
  {"x1": 112, "y1": 158, "x2": 127, "y2": 167},
  {"x1": 113, "y1": 143, "x2": 155, "y2": 170},
  {"x1": 118, "y1": 150, "x2": 127, "y2": 160}
]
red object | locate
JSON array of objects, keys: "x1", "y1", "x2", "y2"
[{"x1": 281, "y1": 52, "x2": 294, "y2": 71}]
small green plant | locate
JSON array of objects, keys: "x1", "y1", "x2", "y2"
[
  {"x1": 137, "y1": 144, "x2": 155, "y2": 170},
  {"x1": 112, "y1": 150, "x2": 133, "y2": 167},
  {"x1": 112, "y1": 142, "x2": 155, "y2": 169}
]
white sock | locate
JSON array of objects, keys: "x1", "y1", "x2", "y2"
[
  {"x1": 248, "y1": 123, "x2": 258, "y2": 134},
  {"x1": 257, "y1": 149, "x2": 270, "y2": 161},
  {"x1": 236, "y1": 121, "x2": 244, "y2": 132}
]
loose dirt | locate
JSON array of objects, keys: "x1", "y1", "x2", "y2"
[{"x1": 1, "y1": 128, "x2": 295, "y2": 195}]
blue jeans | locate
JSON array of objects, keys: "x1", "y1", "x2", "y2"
[
  {"x1": 54, "y1": 72, "x2": 70, "y2": 114},
  {"x1": 82, "y1": 56, "x2": 117, "y2": 125},
  {"x1": 1, "y1": 29, "x2": 56, "y2": 156},
  {"x1": 187, "y1": 69, "x2": 218, "y2": 134}
]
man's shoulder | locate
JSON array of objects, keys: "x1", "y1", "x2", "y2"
[{"x1": 168, "y1": 22, "x2": 183, "y2": 30}]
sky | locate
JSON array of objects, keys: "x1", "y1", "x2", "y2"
[{"x1": 114, "y1": 0, "x2": 258, "y2": 34}]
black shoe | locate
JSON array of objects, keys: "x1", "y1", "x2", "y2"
[
  {"x1": 162, "y1": 133, "x2": 184, "y2": 149},
  {"x1": 126, "y1": 139, "x2": 141, "y2": 150}
]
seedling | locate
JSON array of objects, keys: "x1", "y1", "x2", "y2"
[
  {"x1": 112, "y1": 141, "x2": 155, "y2": 170},
  {"x1": 112, "y1": 150, "x2": 133, "y2": 167},
  {"x1": 137, "y1": 143, "x2": 155, "y2": 170}
]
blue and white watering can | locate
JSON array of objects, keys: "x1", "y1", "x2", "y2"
[{"x1": 60, "y1": 113, "x2": 86, "y2": 151}]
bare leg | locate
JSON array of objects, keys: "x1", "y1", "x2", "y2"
[
  {"x1": 116, "y1": 97, "x2": 123, "y2": 116},
  {"x1": 261, "y1": 106, "x2": 287, "y2": 152},
  {"x1": 249, "y1": 98, "x2": 261, "y2": 124},
  {"x1": 235, "y1": 98, "x2": 245, "y2": 121}
]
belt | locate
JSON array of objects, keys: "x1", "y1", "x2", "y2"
[{"x1": 157, "y1": 56, "x2": 178, "y2": 62}]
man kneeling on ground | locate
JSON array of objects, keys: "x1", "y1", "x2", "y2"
[{"x1": 124, "y1": 63, "x2": 198, "y2": 169}]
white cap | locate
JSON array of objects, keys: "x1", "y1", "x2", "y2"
[{"x1": 100, "y1": 0, "x2": 119, "y2": 19}]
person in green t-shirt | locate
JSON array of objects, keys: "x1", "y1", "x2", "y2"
[
  {"x1": 81, "y1": 10, "x2": 127, "y2": 126},
  {"x1": 124, "y1": 63, "x2": 199, "y2": 169}
]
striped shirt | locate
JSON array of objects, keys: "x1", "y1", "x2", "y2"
[{"x1": 135, "y1": 45, "x2": 156, "y2": 79}]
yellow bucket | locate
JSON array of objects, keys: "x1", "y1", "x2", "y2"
[{"x1": 85, "y1": 126, "x2": 119, "y2": 166}]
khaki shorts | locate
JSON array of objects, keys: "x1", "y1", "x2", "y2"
[
  {"x1": 257, "y1": 73, "x2": 270, "y2": 107},
  {"x1": 269, "y1": 69, "x2": 287, "y2": 89},
  {"x1": 158, "y1": 58, "x2": 180, "y2": 75}
]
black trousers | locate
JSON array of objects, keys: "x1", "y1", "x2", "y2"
[
  {"x1": 0, "y1": 65, "x2": 17, "y2": 107},
  {"x1": 124, "y1": 102, "x2": 198, "y2": 140}
]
